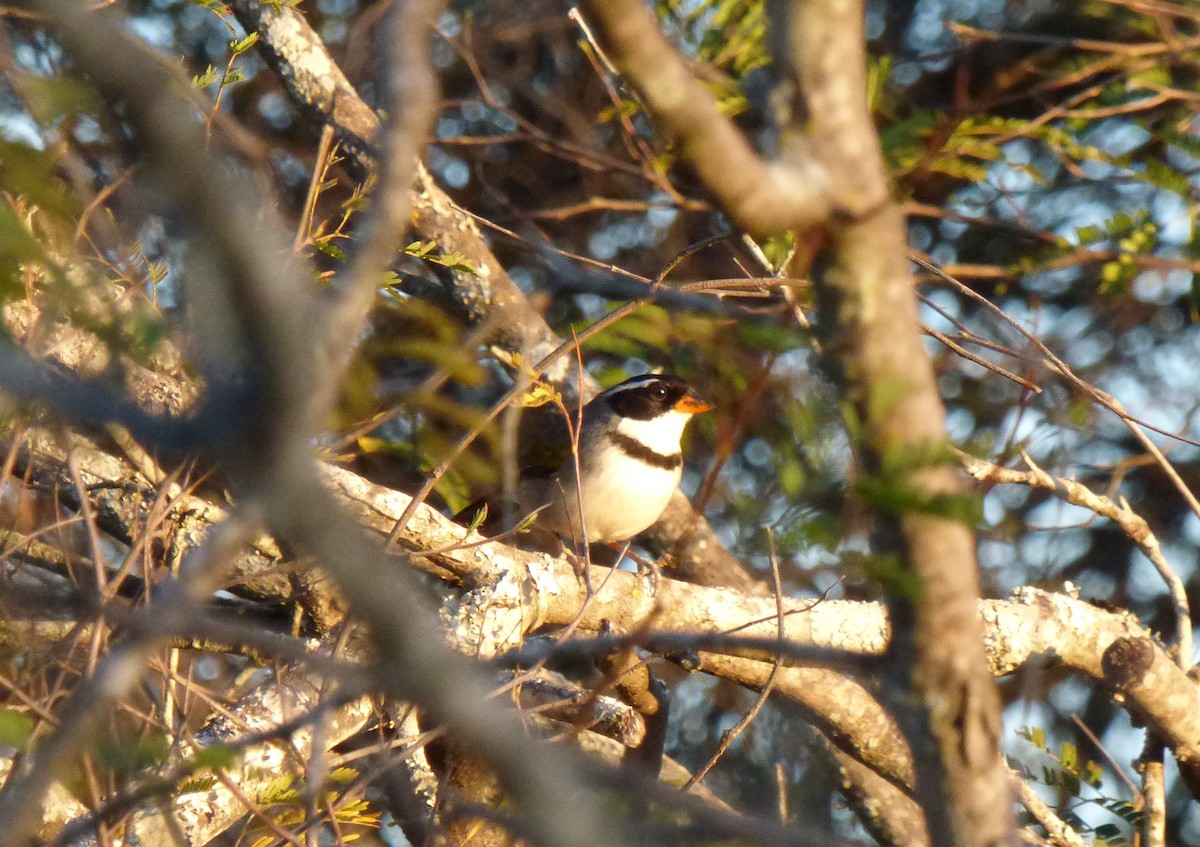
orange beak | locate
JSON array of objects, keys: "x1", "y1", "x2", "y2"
[{"x1": 674, "y1": 391, "x2": 714, "y2": 414}]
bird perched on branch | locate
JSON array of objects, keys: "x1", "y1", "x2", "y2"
[{"x1": 465, "y1": 373, "x2": 713, "y2": 546}]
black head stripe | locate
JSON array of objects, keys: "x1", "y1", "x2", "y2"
[
  {"x1": 608, "y1": 431, "x2": 683, "y2": 470},
  {"x1": 602, "y1": 374, "x2": 692, "y2": 421}
]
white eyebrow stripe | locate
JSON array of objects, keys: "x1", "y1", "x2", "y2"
[{"x1": 603, "y1": 376, "x2": 659, "y2": 395}]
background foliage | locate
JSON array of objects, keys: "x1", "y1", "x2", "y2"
[{"x1": 2, "y1": 0, "x2": 1200, "y2": 843}]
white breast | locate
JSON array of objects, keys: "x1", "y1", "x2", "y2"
[
  {"x1": 538, "y1": 438, "x2": 682, "y2": 543},
  {"x1": 520, "y1": 405, "x2": 696, "y2": 544}
]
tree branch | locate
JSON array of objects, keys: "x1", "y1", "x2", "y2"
[
  {"x1": 226, "y1": 0, "x2": 758, "y2": 592},
  {"x1": 574, "y1": 2, "x2": 832, "y2": 236},
  {"x1": 581, "y1": 1, "x2": 1014, "y2": 841}
]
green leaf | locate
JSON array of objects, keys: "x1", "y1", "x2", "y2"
[
  {"x1": 312, "y1": 239, "x2": 347, "y2": 261},
  {"x1": 0, "y1": 709, "x2": 35, "y2": 748},
  {"x1": 857, "y1": 472, "x2": 982, "y2": 523},
  {"x1": 930, "y1": 157, "x2": 989, "y2": 181},
  {"x1": 401, "y1": 241, "x2": 480, "y2": 275},
  {"x1": 465, "y1": 502, "x2": 488, "y2": 533},
  {"x1": 93, "y1": 731, "x2": 170, "y2": 774},
  {"x1": 737, "y1": 321, "x2": 805, "y2": 354},
  {"x1": 192, "y1": 744, "x2": 236, "y2": 771},
  {"x1": 865, "y1": 375, "x2": 917, "y2": 423},
  {"x1": 778, "y1": 458, "x2": 805, "y2": 499},
  {"x1": 179, "y1": 776, "x2": 219, "y2": 793},
  {"x1": 1068, "y1": 398, "x2": 1090, "y2": 428},
  {"x1": 0, "y1": 141, "x2": 81, "y2": 219},
  {"x1": 855, "y1": 439, "x2": 982, "y2": 524},
  {"x1": 0, "y1": 203, "x2": 46, "y2": 268},
  {"x1": 878, "y1": 439, "x2": 958, "y2": 475},
  {"x1": 1017, "y1": 725, "x2": 1046, "y2": 750},
  {"x1": 1140, "y1": 159, "x2": 1189, "y2": 194},
  {"x1": 261, "y1": 774, "x2": 298, "y2": 803},
  {"x1": 519, "y1": 381, "x2": 560, "y2": 408},
  {"x1": 229, "y1": 32, "x2": 259, "y2": 55},
  {"x1": 356, "y1": 436, "x2": 401, "y2": 456},
  {"x1": 1060, "y1": 770, "x2": 1080, "y2": 796},
  {"x1": 327, "y1": 766, "x2": 359, "y2": 784},
  {"x1": 1099, "y1": 261, "x2": 1128, "y2": 295},
  {"x1": 514, "y1": 505, "x2": 547, "y2": 534},
  {"x1": 192, "y1": 65, "x2": 220, "y2": 87},
  {"x1": 864, "y1": 554, "x2": 923, "y2": 599},
  {"x1": 20, "y1": 76, "x2": 98, "y2": 127},
  {"x1": 867, "y1": 56, "x2": 892, "y2": 111}
]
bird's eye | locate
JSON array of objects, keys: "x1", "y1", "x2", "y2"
[{"x1": 652, "y1": 384, "x2": 666, "y2": 398}]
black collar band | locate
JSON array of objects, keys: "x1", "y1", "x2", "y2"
[{"x1": 608, "y1": 431, "x2": 682, "y2": 471}]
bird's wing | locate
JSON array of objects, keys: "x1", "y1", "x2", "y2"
[{"x1": 517, "y1": 404, "x2": 576, "y2": 478}]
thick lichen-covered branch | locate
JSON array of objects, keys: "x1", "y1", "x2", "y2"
[{"x1": 227, "y1": 0, "x2": 757, "y2": 592}]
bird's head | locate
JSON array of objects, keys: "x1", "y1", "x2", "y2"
[
  {"x1": 598, "y1": 374, "x2": 713, "y2": 457},
  {"x1": 599, "y1": 373, "x2": 713, "y2": 420}
]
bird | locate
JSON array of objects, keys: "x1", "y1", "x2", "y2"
[{"x1": 467, "y1": 373, "x2": 713, "y2": 546}]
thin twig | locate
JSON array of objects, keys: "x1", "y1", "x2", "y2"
[
  {"x1": 1007, "y1": 769, "x2": 1088, "y2": 847},
  {"x1": 0, "y1": 509, "x2": 261, "y2": 841},
  {"x1": 683, "y1": 529, "x2": 787, "y2": 790},
  {"x1": 567, "y1": 6, "x2": 683, "y2": 203},
  {"x1": 924, "y1": 325, "x2": 1041, "y2": 393},
  {"x1": 387, "y1": 287, "x2": 670, "y2": 545},
  {"x1": 312, "y1": 0, "x2": 447, "y2": 428},
  {"x1": 914, "y1": 255, "x2": 1200, "y2": 449},
  {"x1": 1139, "y1": 735, "x2": 1166, "y2": 847},
  {"x1": 1069, "y1": 714, "x2": 1140, "y2": 798},
  {"x1": 293, "y1": 124, "x2": 336, "y2": 253},
  {"x1": 960, "y1": 449, "x2": 1192, "y2": 667}
]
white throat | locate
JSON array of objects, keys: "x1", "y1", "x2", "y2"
[{"x1": 615, "y1": 409, "x2": 692, "y2": 456}]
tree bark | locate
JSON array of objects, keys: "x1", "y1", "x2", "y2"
[{"x1": 581, "y1": 1, "x2": 1016, "y2": 842}]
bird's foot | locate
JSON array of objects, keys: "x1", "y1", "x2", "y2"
[{"x1": 608, "y1": 543, "x2": 660, "y2": 596}]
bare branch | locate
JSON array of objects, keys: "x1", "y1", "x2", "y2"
[
  {"x1": 326, "y1": 464, "x2": 1200, "y2": 798},
  {"x1": 227, "y1": 0, "x2": 758, "y2": 591},
  {"x1": 1007, "y1": 769, "x2": 1089, "y2": 847},
  {"x1": 0, "y1": 509, "x2": 261, "y2": 842},
  {"x1": 51, "y1": 665, "x2": 375, "y2": 846},
  {"x1": 1139, "y1": 737, "x2": 1167, "y2": 847},
  {"x1": 829, "y1": 744, "x2": 929, "y2": 847},
  {"x1": 961, "y1": 449, "x2": 1191, "y2": 667},
  {"x1": 9, "y1": 5, "x2": 628, "y2": 846},
  {"x1": 315, "y1": 0, "x2": 446, "y2": 424},
  {"x1": 576, "y1": 2, "x2": 832, "y2": 236},
  {"x1": 579, "y1": 0, "x2": 1017, "y2": 838}
]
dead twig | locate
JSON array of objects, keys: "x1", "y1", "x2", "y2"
[{"x1": 959, "y1": 448, "x2": 1192, "y2": 667}]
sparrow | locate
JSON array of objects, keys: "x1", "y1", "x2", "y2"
[{"x1": 511, "y1": 373, "x2": 714, "y2": 545}]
